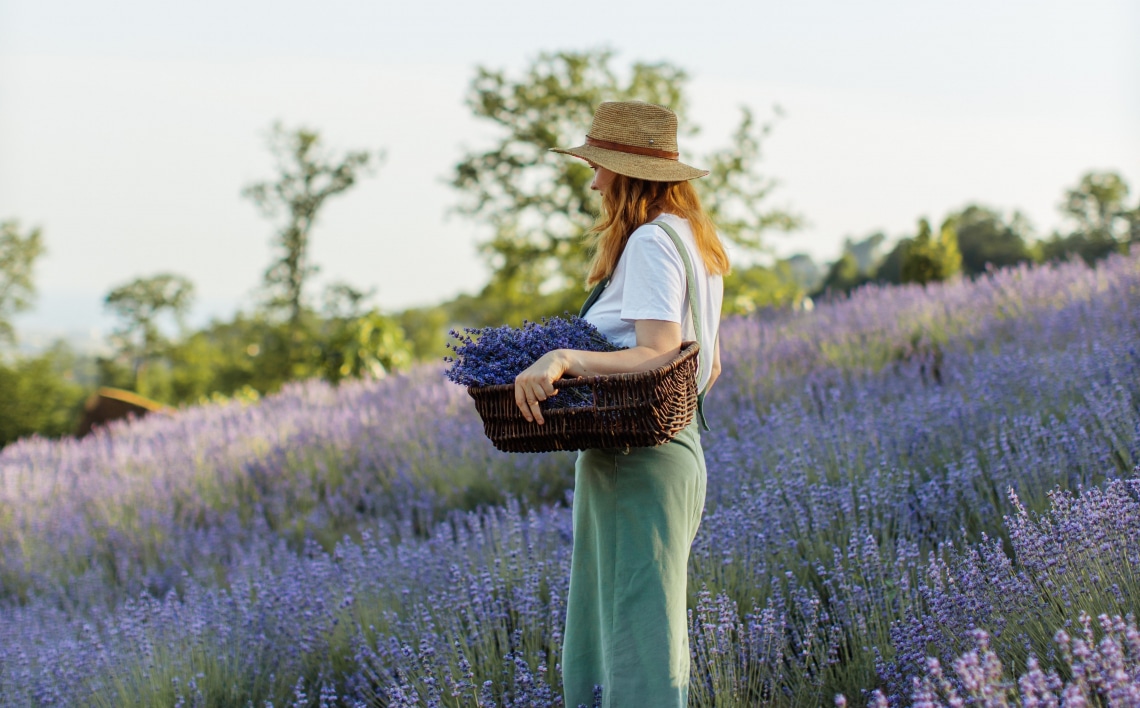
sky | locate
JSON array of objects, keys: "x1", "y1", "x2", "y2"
[{"x1": 1, "y1": 0, "x2": 1138, "y2": 346}]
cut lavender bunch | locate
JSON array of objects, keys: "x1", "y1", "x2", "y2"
[{"x1": 444, "y1": 315, "x2": 625, "y2": 408}]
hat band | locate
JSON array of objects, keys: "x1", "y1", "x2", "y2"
[{"x1": 585, "y1": 136, "x2": 679, "y2": 161}]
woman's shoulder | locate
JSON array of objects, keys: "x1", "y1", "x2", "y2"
[
  {"x1": 622, "y1": 218, "x2": 688, "y2": 277},
  {"x1": 628, "y1": 220, "x2": 683, "y2": 256},
  {"x1": 630, "y1": 214, "x2": 689, "y2": 243}
]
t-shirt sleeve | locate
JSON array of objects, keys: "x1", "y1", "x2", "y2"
[{"x1": 620, "y1": 225, "x2": 686, "y2": 324}]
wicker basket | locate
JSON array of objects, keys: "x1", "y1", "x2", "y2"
[{"x1": 468, "y1": 341, "x2": 700, "y2": 453}]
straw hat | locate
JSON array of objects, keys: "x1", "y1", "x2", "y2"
[{"x1": 551, "y1": 101, "x2": 708, "y2": 182}]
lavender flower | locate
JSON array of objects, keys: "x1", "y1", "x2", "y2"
[
  {"x1": 898, "y1": 618, "x2": 1140, "y2": 707},
  {"x1": 444, "y1": 316, "x2": 624, "y2": 407}
]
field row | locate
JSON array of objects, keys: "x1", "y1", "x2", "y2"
[{"x1": 1, "y1": 254, "x2": 1138, "y2": 705}]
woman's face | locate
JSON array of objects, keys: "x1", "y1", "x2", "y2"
[{"x1": 588, "y1": 163, "x2": 617, "y2": 194}]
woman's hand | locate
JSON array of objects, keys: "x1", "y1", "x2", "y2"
[
  {"x1": 513, "y1": 321, "x2": 681, "y2": 425},
  {"x1": 514, "y1": 350, "x2": 570, "y2": 425}
]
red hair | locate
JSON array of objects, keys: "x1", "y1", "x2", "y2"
[{"x1": 586, "y1": 175, "x2": 729, "y2": 287}]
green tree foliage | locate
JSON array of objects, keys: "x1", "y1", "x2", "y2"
[
  {"x1": 0, "y1": 343, "x2": 88, "y2": 447},
  {"x1": 243, "y1": 124, "x2": 379, "y2": 326},
  {"x1": 396, "y1": 305, "x2": 452, "y2": 361},
  {"x1": 315, "y1": 311, "x2": 411, "y2": 384},
  {"x1": 901, "y1": 217, "x2": 962, "y2": 286},
  {"x1": 952, "y1": 205, "x2": 1035, "y2": 276},
  {"x1": 0, "y1": 220, "x2": 45, "y2": 346},
  {"x1": 452, "y1": 49, "x2": 800, "y2": 326},
  {"x1": 722, "y1": 260, "x2": 806, "y2": 314},
  {"x1": 314, "y1": 282, "x2": 411, "y2": 383},
  {"x1": 1042, "y1": 171, "x2": 1138, "y2": 264},
  {"x1": 103, "y1": 273, "x2": 195, "y2": 398},
  {"x1": 234, "y1": 125, "x2": 411, "y2": 389},
  {"x1": 152, "y1": 285, "x2": 411, "y2": 405},
  {"x1": 162, "y1": 313, "x2": 289, "y2": 402},
  {"x1": 875, "y1": 239, "x2": 908, "y2": 285},
  {"x1": 819, "y1": 233, "x2": 885, "y2": 294},
  {"x1": 89, "y1": 120, "x2": 410, "y2": 407},
  {"x1": 0, "y1": 221, "x2": 93, "y2": 447},
  {"x1": 1062, "y1": 171, "x2": 1134, "y2": 241},
  {"x1": 821, "y1": 252, "x2": 863, "y2": 294}
]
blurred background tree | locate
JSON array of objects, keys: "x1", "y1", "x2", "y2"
[
  {"x1": 722, "y1": 259, "x2": 806, "y2": 314},
  {"x1": 0, "y1": 342, "x2": 88, "y2": 446},
  {"x1": 820, "y1": 252, "x2": 864, "y2": 295},
  {"x1": 818, "y1": 232, "x2": 886, "y2": 295},
  {"x1": 243, "y1": 124, "x2": 378, "y2": 327},
  {"x1": 874, "y1": 238, "x2": 908, "y2": 286},
  {"x1": 0, "y1": 223, "x2": 88, "y2": 447},
  {"x1": 0, "y1": 220, "x2": 45, "y2": 346},
  {"x1": 900, "y1": 217, "x2": 962, "y2": 286},
  {"x1": 451, "y1": 49, "x2": 801, "y2": 326},
  {"x1": 395, "y1": 305, "x2": 451, "y2": 361},
  {"x1": 102, "y1": 273, "x2": 195, "y2": 399},
  {"x1": 314, "y1": 282, "x2": 412, "y2": 383},
  {"x1": 78, "y1": 125, "x2": 417, "y2": 413},
  {"x1": 237, "y1": 124, "x2": 412, "y2": 390},
  {"x1": 951, "y1": 205, "x2": 1036, "y2": 276},
  {"x1": 1041, "y1": 170, "x2": 1137, "y2": 264},
  {"x1": 720, "y1": 252, "x2": 822, "y2": 315}
]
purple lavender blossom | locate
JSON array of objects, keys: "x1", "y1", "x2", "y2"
[
  {"x1": 444, "y1": 316, "x2": 624, "y2": 408},
  {"x1": 892, "y1": 617, "x2": 1140, "y2": 707}
]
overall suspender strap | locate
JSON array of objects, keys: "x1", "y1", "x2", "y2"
[
  {"x1": 578, "y1": 279, "x2": 609, "y2": 318},
  {"x1": 651, "y1": 220, "x2": 711, "y2": 432}
]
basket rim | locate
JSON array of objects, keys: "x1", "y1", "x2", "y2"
[{"x1": 467, "y1": 340, "x2": 700, "y2": 397}]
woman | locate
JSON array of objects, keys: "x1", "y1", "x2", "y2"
[{"x1": 513, "y1": 101, "x2": 728, "y2": 708}]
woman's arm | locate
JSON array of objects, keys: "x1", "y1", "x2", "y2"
[{"x1": 514, "y1": 319, "x2": 681, "y2": 425}]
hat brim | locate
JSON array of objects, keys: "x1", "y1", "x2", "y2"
[{"x1": 550, "y1": 144, "x2": 708, "y2": 182}]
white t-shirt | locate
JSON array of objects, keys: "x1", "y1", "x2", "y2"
[{"x1": 583, "y1": 213, "x2": 723, "y2": 392}]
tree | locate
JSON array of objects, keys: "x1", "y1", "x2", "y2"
[
  {"x1": 396, "y1": 305, "x2": 451, "y2": 361},
  {"x1": 1061, "y1": 171, "x2": 1133, "y2": 242},
  {"x1": 0, "y1": 220, "x2": 45, "y2": 346},
  {"x1": 952, "y1": 205, "x2": 1035, "y2": 276},
  {"x1": 818, "y1": 232, "x2": 885, "y2": 295},
  {"x1": 315, "y1": 281, "x2": 411, "y2": 383},
  {"x1": 162, "y1": 313, "x2": 289, "y2": 402},
  {"x1": 315, "y1": 310, "x2": 411, "y2": 384},
  {"x1": 1042, "y1": 171, "x2": 1137, "y2": 265},
  {"x1": 722, "y1": 259, "x2": 806, "y2": 314},
  {"x1": 104, "y1": 273, "x2": 195, "y2": 396},
  {"x1": 243, "y1": 124, "x2": 379, "y2": 326},
  {"x1": 874, "y1": 239, "x2": 909, "y2": 285},
  {"x1": 452, "y1": 49, "x2": 800, "y2": 325},
  {"x1": 901, "y1": 217, "x2": 962, "y2": 286},
  {"x1": 0, "y1": 343, "x2": 89, "y2": 448},
  {"x1": 146, "y1": 276, "x2": 412, "y2": 404},
  {"x1": 819, "y1": 252, "x2": 863, "y2": 295}
]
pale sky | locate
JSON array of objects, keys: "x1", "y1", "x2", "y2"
[{"x1": 2, "y1": 0, "x2": 1138, "y2": 342}]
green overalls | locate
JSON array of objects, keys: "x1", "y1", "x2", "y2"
[{"x1": 562, "y1": 222, "x2": 711, "y2": 708}]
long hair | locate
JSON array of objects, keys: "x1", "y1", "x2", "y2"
[{"x1": 586, "y1": 175, "x2": 729, "y2": 287}]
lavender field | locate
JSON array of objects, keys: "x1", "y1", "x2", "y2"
[{"x1": 2, "y1": 254, "x2": 1139, "y2": 707}]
